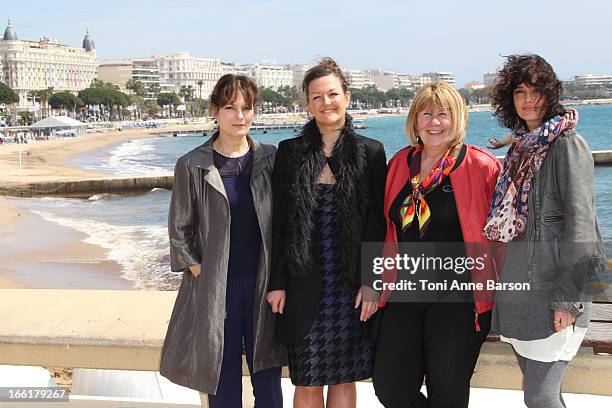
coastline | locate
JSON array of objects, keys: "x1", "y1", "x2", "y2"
[
  {"x1": 1, "y1": 111, "x2": 609, "y2": 290},
  {"x1": 0, "y1": 124, "x2": 206, "y2": 289},
  {"x1": 0, "y1": 195, "x2": 19, "y2": 232},
  {"x1": 0, "y1": 122, "x2": 217, "y2": 187},
  {"x1": 0, "y1": 198, "x2": 132, "y2": 290}
]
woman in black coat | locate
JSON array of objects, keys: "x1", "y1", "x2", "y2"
[{"x1": 266, "y1": 58, "x2": 387, "y2": 408}]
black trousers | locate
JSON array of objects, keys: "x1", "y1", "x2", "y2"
[{"x1": 372, "y1": 301, "x2": 491, "y2": 408}]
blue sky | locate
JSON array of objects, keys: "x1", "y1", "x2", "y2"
[{"x1": 6, "y1": 0, "x2": 612, "y2": 87}]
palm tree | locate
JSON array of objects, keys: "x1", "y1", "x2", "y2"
[
  {"x1": 125, "y1": 79, "x2": 146, "y2": 97},
  {"x1": 179, "y1": 85, "x2": 195, "y2": 117},
  {"x1": 147, "y1": 83, "x2": 161, "y2": 99},
  {"x1": 39, "y1": 87, "x2": 54, "y2": 118},
  {"x1": 196, "y1": 80, "x2": 203, "y2": 99},
  {"x1": 26, "y1": 87, "x2": 54, "y2": 118}
]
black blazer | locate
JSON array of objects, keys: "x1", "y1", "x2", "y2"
[{"x1": 269, "y1": 121, "x2": 387, "y2": 345}]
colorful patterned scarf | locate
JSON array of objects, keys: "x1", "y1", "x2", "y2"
[
  {"x1": 483, "y1": 110, "x2": 578, "y2": 242},
  {"x1": 399, "y1": 143, "x2": 463, "y2": 237}
]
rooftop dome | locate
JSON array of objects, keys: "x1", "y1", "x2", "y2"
[
  {"x1": 82, "y1": 29, "x2": 95, "y2": 51},
  {"x1": 3, "y1": 20, "x2": 17, "y2": 41}
]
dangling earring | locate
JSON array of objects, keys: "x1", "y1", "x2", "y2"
[{"x1": 415, "y1": 132, "x2": 420, "y2": 144}]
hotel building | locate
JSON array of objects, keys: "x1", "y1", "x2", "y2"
[
  {"x1": 98, "y1": 59, "x2": 172, "y2": 99},
  {"x1": 154, "y1": 52, "x2": 224, "y2": 99},
  {"x1": 286, "y1": 64, "x2": 311, "y2": 89},
  {"x1": 573, "y1": 74, "x2": 612, "y2": 88},
  {"x1": 219, "y1": 63, "x2": 293, "y2": 90},
  {"x1": 422, "y1": 72, "x2": 456, "y2": 87},
  {"x1": 345, "y1": 69, "x2": 366, "y2": 89},
  {"x1": 0, "y1": 22, "x2": 97, "y2": 109}
]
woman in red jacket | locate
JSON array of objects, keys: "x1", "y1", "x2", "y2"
[{"x1": 372, "y1": 81, "x2": 501, "y2": 408}]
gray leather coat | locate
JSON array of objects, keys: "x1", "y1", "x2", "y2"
[
  {"x1": 527, "y1": 129, "x2": 607, "y2": 316},
  {"x1": 159, "y1": 136, "x2": 287, "y2": 394},
  {"x1": 493, "y1": 129, "x2": 608, "y2": 340}
]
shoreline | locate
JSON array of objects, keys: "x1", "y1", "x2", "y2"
[
  {"x1": 0, "y1": 195, "x2": 20, "y2": 232},
  {"x1": 0, "y1": 198, "x2": 132, "y2": 290},
  {"x1": 0, "y1": 112, "x2": 402, "y2": 189},
  {"x1": 0, "y1": 122, "x2": 218, "y2": 187},
  {"x1": 0, "y1": 123, "x2": 197, "y2": 289}
]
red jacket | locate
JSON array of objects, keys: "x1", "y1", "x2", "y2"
[{"x1": 381, "y1": 144, "x2": 502, "y2": 328}]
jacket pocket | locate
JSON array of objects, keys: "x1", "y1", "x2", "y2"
[
  {"x1": 543, "y1": 212, "x2": 564, "y2": 224},
  {"x1": 532, "y1": 238, "x2": 561, "y2": 286}
]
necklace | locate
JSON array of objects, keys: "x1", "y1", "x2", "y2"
[{"x1": 213, "y1": 142, "x2": 250, "y2": 158}]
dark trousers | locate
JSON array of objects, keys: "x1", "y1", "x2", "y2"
[
  {"x1": 208, "y1": 275, "x2": 283, "y2": 408},
  {"x1": 372, "y1": 302, "x2": 491, "y2": 408}
]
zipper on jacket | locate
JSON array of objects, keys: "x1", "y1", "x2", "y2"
[
  {"x1": 527, "y1": 161, "x2": 539, "y2": 284},
  {"x1": 474, "y1": 308, "x2": 481, "y2": 332}
]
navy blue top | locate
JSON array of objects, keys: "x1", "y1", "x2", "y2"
[{"x1": 214, "y1": 148, "x2": 261, "y2": 277}]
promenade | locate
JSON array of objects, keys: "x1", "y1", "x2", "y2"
[{"x1": 1, "y1": 289, "x2": 611, "y2": 406}]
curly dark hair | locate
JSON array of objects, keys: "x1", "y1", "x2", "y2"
[
  {"x1": 302, "y1": 57, "x2": 350, "y2": 98},
  {"x1": 490, "y1": 54, "x2": 566, "y2": 132}
]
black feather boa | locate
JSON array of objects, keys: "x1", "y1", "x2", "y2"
[{"x1": 285, "y1": 114, "x2": 370, "y2": 284}]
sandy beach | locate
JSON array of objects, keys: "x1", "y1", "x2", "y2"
[
  {"x1": 0, "y1": 123, "x2": 216, "y2": 186},
  {"x1": 0, "y1": 122, "x2": 213, "y2": 289},
  {"x1": 0, "y1": 202, "x2": 132, "y2": 289},
  {"x1": 0, "y1": 197, "x2": 25, "y2": 288}
]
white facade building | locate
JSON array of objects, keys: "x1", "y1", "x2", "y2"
[
  {"x1": 220, "y1": 63, "x2": 239, "y2": 76},
  {"x1": 252, "y1": 64, "x2": 292, "y2": 90},
  {"x1": 407, "y1": 74, "x2": 429, "y2": 90},
  {"x1": 422, "y1": 72, "x2": 455, "y2": 87},
  {"x1": 0, "y1": 22, "x2": 97, "y2": 108},
  {"x1": 573, "y1": 74, "x2": 612, "y2": 87},
  {"x1": 98, "y1": 58, "x2": 170, "y2": 99},
  {"x1": 217, "y1": 63, "x2": 293, "y2": 90},
  {"x1": 286, "y1": 64, "x2": 310, "y2": 89},
  {"x1": 394, "y1": 73, "x2": 415, "y2": 90},
  {"x1": 345, "y1": 69, "x2": 366, "y2": 89},
  {"x1": 154, "y1": 52, "x2": 224, "y2": 99}
]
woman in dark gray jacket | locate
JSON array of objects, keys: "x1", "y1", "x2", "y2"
[
  {"x1": 483, "y1": 54, "x2": 606, "y2": 408},
  {"x1": 160, "y1": 74, "x2": 286, "y2": 408}
]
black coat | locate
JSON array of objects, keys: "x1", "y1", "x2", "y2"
[{"x1": 268, "y1": 117, "x2": 387, "y2": 345}]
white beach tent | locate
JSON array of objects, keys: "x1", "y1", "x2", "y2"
[{"x1": 29, "y1": 116, "x2": 87, "y2": 136}]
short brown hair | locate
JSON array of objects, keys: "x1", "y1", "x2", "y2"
[
  {"x1": 302, "y1": 57, "x2": 349, "y2": 98},
  {"x1": 406, "y1": 81, "x2": 468, "y2": 147},
  {"x1": 210, "y1": 74, "x2": 258, "y2": 109}
]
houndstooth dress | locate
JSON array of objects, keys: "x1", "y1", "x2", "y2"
[{"x1": 287, "y1": 183, "x2": 375, "y2": 386}]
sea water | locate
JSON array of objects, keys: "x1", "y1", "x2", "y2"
[{"x1": 25, "y1": 105, "x2": 612, "y2": 289}]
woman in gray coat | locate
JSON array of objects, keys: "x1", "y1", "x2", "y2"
[
  {"x1": 160, "y1": 74, "x2": 286, "y2": 408},
  {"x1": 483, "y1": 54, "x2": 606, "y2": 408}
]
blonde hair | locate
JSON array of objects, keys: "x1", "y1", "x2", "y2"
[{"x1": 405, "y1": 81, "x2": 468, "y2": 147}]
